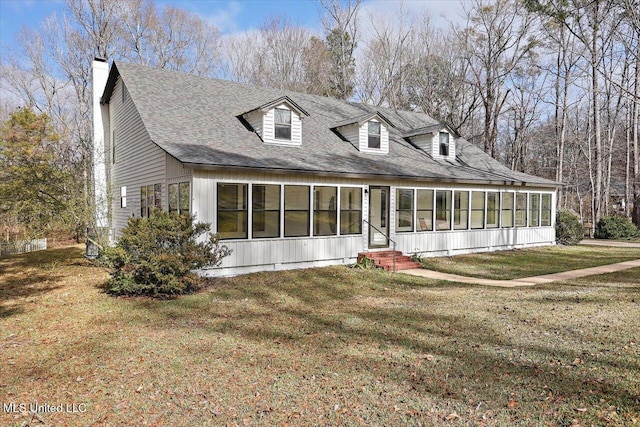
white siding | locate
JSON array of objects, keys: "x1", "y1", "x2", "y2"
[
  {"x1": 192, "y1": 170, "x2": 556, "y2": 276},
  {"x1": 358, "y1": 119, "x2": 389, "y2": 154},
  {"x1": 410, "y1": 133, "x2": 433, "y2": 152},
  {"x1": 244, "y1": 109, "x2": 263, "y2": 138},
  {"x1": 431, "y1": 131, "x2": 456, "y2": 161},
  {"x1": 109, "y1": 77, "x2": 166, "y2": 238},
  {"x1": 260, "y1": 104, "x2": 302, "y2": 145},
  {"x1": 396, "y1": 228, "x2": 555, "y2": 258}
]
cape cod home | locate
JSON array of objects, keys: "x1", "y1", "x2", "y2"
[{"x1": 92, "y1": 59, "x2": 559, "y2": 276}]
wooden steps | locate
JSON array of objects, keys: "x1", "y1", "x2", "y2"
[{"x1": 357, "y1": 250, "x2": 422, "y2": 272}]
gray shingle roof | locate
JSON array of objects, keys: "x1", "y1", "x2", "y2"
[{"x1": 105, "y1": 61, "x2": 558, "y2": 187}]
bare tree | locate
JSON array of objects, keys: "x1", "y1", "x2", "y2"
[
  {"x1": 454, "y1": 0, "x2": 537, "y2": 158},
  {"x1": 319, "y1": 0, "x2": 361, "y2": 99}
]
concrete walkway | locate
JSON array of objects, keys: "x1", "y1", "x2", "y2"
[
  {"x1": 401, "y1": 257, "x2": 640, "y2": 288},
  {"x1": 579, "y1": 239, "x2": 640, "y2": 248}
]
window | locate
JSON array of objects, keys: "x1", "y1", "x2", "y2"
[
  {"x1": 395, "y1": 189, "x2": 414, "y2": 232},
  {"x1": 501, "y1": 192, "x2": 514, "y2": 227},
  {"x1": 435, "y1": 190, "x2": 451, "y2": 231},
  {"x1": 486, "y1": 192, "x2": 500, "y2": 228},
  {"x1": 140, "y1": 184, "x2": 161, "y2": 217},
  {"x1": 515, "y1": 193, "x2": 527, "y2": 227},
  {"x1": 453, "y1": 191, "x2": 469, "y2": 230},
  {"x1": 112, "y1": 130, "x2": 116, "y2": 164},
  {"x1": 120, "y1": 186, "x2": 127, "y2": 208},
  {"x1": 274, "y1": 108, "x2": 291, "y2": 140},
  {"x1": 314, "y1": 186, "x2": 337, "y2": 236},
  {"x1": 439, "y1": 132, "x2": 450, "y2": 156},
  {"x1": 284, "y1": 185, "x2": 309, "y2": 237},
  {"x1": 217, "y1": 183, "x2": 247, "y2": 239},
  {"x1": 340, "y1": 187, "x2": 362, "y2": 235},
  {"x1": 471, "y1": 191, "x2": 485, "y2": 229},
  {"x1": 169, "y1": 182, "x2": 191, "y2": 215},
  {"x1": 368, "y1": 121, "x2": 381, "y2": 149},
  {"x1": 416, "y1": 189, "x2": 433, "y2": 231},
  {"x1": 253, "y1": 184, "x2": 280, "y2": 238},
  {"x1": 529, "y1": 193, "x2": 540, "y2": 227},
  {"x1": 122, "y1": 84, "x2": 128, "y2": 103},
  {"x1": 541, "y1": 194, "x2": 552, "y2": 226}
]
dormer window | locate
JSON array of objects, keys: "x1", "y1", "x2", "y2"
[
  {"x1": 274, "y1": 108, "x2": 292, "y2": 140},
  {"x1": 239, "y1": 96, "x2": 308, "y2": 146},
  {"x1": 368, "y1": 121, "x2": 381, "y2": 149},
  {"x1": 439, "y1": 132, "x2": 449, "y2": 156}
]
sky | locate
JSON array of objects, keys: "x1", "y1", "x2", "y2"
[{"x1": 0, "y1": 0, "x2": 467, "y2": 57}]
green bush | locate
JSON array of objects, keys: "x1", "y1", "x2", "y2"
[
  {"x1": 555, "y1": 209, "x2": 584, "y2": 245},
  {"x1": 594, "y1": 215, "x2": 640, "y2": 240},
  {"x1": 100, "y1": 210, "x2": 231, "y2": 297}
]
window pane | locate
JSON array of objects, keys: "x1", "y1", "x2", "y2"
[
  {"x1": 368, "y1": 121, "x2": 380, "y2": 135},
  {"x1": 368, "y1": 121, "x2": 381, "y2": 149},
  {"x1": 217, "y1": 183, "x2": 247, "y2": 239},
  {"x1": 454, "y1": 191, "x2": 469, "y2": 230},
  {"x1": 529, "y1": 193, "x2": 540, "y2": 227},
  {"x1": 501, "y1": 192, "x2": 514, "y2": 227},
  {"x1": 314, "y1": 186, "x2": 337, "y2": 236},
  {"x1": 179, "y1": 182, "x2": 190, "y2": 213},
  {"x1": 541, "y1": 194, "x2": 552, "y2": 226},
  {"x1": 439, "y1": 132, "x2": 449, "y2": 156},
  {"x1": 140, "y1": 186, "x2": 147, "y2": 217},
  {"x1": 285, "y1": 186, "x2": 308, "y2": 210},
  {"x1": 515, "y1": 193, "x2": 527, "y2": 227},
  {"x1": 169, "y1": 184, "x2": 178, "y2": 213},
  {"x1": 436, "y1": 190, "x2": 451, "y2": 231},
  {"x1": 285, "y1": 211, "x2": 309, "y2": 237},
  {"x1": 417, "y1": 189, "x2": 433, "y2": 210},
  {"x1": 395, "y1": 189, "x2": 413, "y2": 232},
  {"x1": 274, "y1": 108, "x2": 291, "y2": 124},
  {"x1": 275, "y1": 125, "x2": 291, "y2": 140},
  {"x1": 471, "y1": 191, "x2": 485, "y2": 229},
  {"x1": 417, "y1": 189, "x2": 433, "y2": 231},
  {"x1": 252, "y1": 184, "x2": 280, "y2": 238},
  {"x1": 285, "y1": 185, "x2": 309, "y2": 237},
  {"x1": 340, "y1": 187, "x2": 362, "y2": 235},
  {"x1": 147, "y1": 185, "x2": 154, "y2": 217},
  {"x1": 486, "y1": 191, "x2": 499, "y2": 228},
  {"x1": 253, "y1": 211, "x2": 280, "y2": 238},
  {"x1": 154, "y1": 184, "x2": 162, "y2": 209}
]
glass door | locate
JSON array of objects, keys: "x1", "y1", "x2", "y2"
[{"x1": 368, "y1": 186, "x2": 390, "y2": 248}]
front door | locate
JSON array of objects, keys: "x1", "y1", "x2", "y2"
[{"x1": 368, "y1": 186, "x2": 390, "y2": 248}]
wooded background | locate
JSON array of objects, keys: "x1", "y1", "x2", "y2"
[{"x1": 1, "y1": 0, "x2": 638, "y2": 241}]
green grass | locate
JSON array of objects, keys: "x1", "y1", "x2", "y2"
[
  {"x1": 418, "y1": 245, "x2": 640, "y2": 280},
  {"x1": 1, "y1": 245, "x2": 639, "y2": 426}
]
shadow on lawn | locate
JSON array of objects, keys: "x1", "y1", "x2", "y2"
[
  {"x1": 128, "y1": 266, "x2": 640, "y2": 416},
  {"x1": 0, "y1": 246, "x2": 86, "y2": 318}
]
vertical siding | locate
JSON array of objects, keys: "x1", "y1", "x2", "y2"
[{"x1": 110, "y1": 77, "x2": 166, "y2": 238}]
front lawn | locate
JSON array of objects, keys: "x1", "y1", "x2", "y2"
[
  {"x1": 417, "y1": 244, "x2": 640, "y2": 279},
  {"x1": 1, "y1": 246, "x2": 638, "y2": 426}
]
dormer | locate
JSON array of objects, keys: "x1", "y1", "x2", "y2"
[
  {"x1": 240, "y1": 96, "x2": 309, "y2": 146},
  {"x1": 332, "y1": 112, "x2": 393, "y2": 154},
  {"x1": 403, "y1": 123, "x2": 459, "y2": 161}
]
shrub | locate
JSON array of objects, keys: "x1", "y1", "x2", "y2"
[
  {"x1": 100, "y1": 210, "x2": 231, "y2": 297},
  {"x1": 594, "y1": 215, "x2": 640, "y2": 240},
  {"x1": 555, "y1": 209, "x2": 584, "y2": 245}
]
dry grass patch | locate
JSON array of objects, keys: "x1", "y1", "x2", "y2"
[
  {"x1": 1, "y1": 246, "x2": 639, "y2": 426},
  {"x1": 418, "y1": 245, "x2": 640, "y2": 280}
]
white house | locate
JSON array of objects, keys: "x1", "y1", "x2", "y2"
[{"x1": 93, "y1": 59, "x2": 559, "y2": 276}]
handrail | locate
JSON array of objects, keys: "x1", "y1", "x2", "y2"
[{"x1": 363, "y1": 219, "x2": 397, "y2": 272}]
